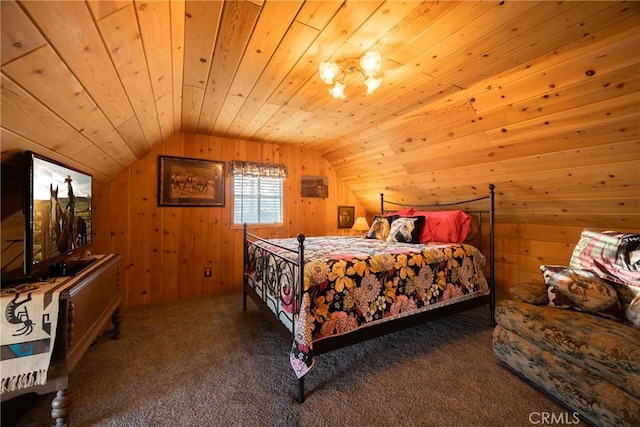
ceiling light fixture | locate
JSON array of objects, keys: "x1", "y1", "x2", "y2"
[{"x1": 319, "y1": 51, "x2": 382, "y2": 100}]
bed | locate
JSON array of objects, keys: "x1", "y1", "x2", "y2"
[{"x1": 242, "y1": 184, "x2": 495, "y2": 402}]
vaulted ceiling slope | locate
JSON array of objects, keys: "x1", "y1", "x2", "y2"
[{"x1": 1, "y1": 1, "x2": 639, "y2": 226}]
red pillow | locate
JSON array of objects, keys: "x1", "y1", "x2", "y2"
[
  {"x1": 385, "y1": 206, "x2": 413, "y2": 217},
  {"x1": 395, "y1": 206, "x2": 414, "y2": 216},
  {"x1": 412, "y1": 210, "x2": 471, "y2": 243},
  {"x1": 414, "y1": 216, "x2": 434, "y2": 243}
]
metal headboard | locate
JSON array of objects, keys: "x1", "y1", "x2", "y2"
[
  {"x1": 380, "y1": 184, "x2": 495, "y2": 324},
  {"x1": 380, "y1": 184, "x2": 494, "y2": 248}
]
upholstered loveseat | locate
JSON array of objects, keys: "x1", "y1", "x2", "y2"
[{"x1": 492, "y1": 230, "x2": 640, "y2": 427}]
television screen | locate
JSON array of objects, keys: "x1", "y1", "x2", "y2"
[{"x1": 26, "y1": 152, "x2": 93, "y2": 276}]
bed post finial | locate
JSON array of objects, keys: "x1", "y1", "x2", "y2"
[
  {"x1": 380, "y1": 193, "x2": 384, "y2": 215},
  {"x1": 296, "y1": 233, "x2": 306, "y2": 323},
  {"x1": 488, "y1": 184, "x2": 496, "y2": 326},
  {"x1": 242, "y1": 223, "x2": 248, "y2": 311}
]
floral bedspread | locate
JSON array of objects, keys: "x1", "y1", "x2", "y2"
[{"x1": 245, "y1": 236, "x2": 489, "y2": 378}]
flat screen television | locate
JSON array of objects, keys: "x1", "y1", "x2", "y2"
[{"x1": 23, "y1": 151, "x2": 93, "y2": 280}]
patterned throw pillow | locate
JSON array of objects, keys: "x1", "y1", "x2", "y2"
[
  {"x1": 365, "y1": 215, "x2": 397, "y2": 240},
  {"x1": 540, "y1": 265, "x2": 622, "y2": 321},
  {"x1": 386, "y1": 216, "x2": 425, "y2": 243},
  {"x1": 626, "y1": 293, "x2": 640, "y2": 329}
]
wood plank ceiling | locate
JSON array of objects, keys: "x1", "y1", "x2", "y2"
[{"x1": 1, "y1": 1, "x2": 639, "y2": 226}]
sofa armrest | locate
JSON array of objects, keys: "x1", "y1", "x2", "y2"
[{"x1": 509, "y1": 282, "x2": 548, "y2": 305}]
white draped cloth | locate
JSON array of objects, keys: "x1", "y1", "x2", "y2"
[{"x1": 1, "y1": 281, "x2": 63, "y2": 394}]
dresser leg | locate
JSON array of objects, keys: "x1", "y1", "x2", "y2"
[
  {"x1": 111, "y1": 306, "x2": 122, "y2": 339},
  {"x1": 51, "y1": 388, "x2": 72, "y2": 427}
]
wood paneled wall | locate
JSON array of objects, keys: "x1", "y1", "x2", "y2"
[
  {"x1": 495, "y1": 223, "x2": 638, "y2": 297},
  {"x1": 91, "y1": 131, "x2": 637, "y2": 306},
  {"x1": 2, "y1": 2, "x2": 638, "y2": 305},
  {"x1": 91, "y1": 132, "x2": 365, "y2": 307},
  {"x1": 320, "y1": 26, "x2": 640, "y2": 228}
]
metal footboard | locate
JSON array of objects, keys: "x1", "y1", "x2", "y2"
[
  {"x1": 242, "y1": 225, "x2": 307, "y2": 401},
  {"x1": 242, "y1": 184, "x2": 496, "y2": 402}
]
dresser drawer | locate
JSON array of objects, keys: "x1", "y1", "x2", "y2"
[{"x1": 66, "y1": 255, "x2": 121, "y2": 371}]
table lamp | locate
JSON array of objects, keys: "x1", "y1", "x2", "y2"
[{"x1": 351, "y1": 216, "x2": 370, "y2": 237}]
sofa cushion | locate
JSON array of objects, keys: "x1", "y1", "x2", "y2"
[
  {"x1": 540, "y1": 265, "x2": 622, "y2": 321},
  {"x1": 493, "y1": 325, "x2": 640, "y2": 427},
  {"x1": 495, "y1": 299, "x2": 640, "y2": 398}
]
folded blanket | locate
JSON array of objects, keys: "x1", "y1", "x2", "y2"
[{"x1": 570, "y1": 229, "x2": 640, "y2": 287}]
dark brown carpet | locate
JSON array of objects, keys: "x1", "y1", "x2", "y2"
[{"x1": 15, "y1": 291, "x2": 585, "y2": 426}]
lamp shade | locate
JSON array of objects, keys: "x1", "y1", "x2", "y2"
[
  {"x1": 319, "y1": 61, "x2": 339, "y2": 84},
  {"x1": 328, "y1": 82, "x2": 346, "y2": 100},
  {"x1": 352, "y1": 216, "x2": 370, "y2": 232},
  {"x1": 364, "y1": 75, "x2": 382, "y2": 95}
]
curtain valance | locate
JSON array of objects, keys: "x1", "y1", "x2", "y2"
[{"x1": 229, "y1": 161, "x2": 288, "y2": 178}]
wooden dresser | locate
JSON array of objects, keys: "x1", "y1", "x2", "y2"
[{"x1": 1, "y1": 253, "x2": 122, "y2": 426}]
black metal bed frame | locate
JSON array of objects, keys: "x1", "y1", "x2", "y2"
[{"x1": 242, "y1": 184, "x2": 495, "y2": 402}]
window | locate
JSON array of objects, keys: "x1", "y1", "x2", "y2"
[
  {"x1": 230, "y1": 161, "x2": 287, "y2": 225},
  {"x1": 233, "y1": 176, "x2": 284, "y2": 224}
]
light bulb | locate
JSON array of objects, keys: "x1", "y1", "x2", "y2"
[
  {"x1": 364, "y1": 76, "x2": 382, "y2": 94},
  {"x1": 328, "y1": 82, "x2": 346, "y2": 100},
  {"x1": 360, "y1": 51, "x2": 381, "y2": 77},
  {"x1": 319, "y1": 61, "x2": 339, "y2": 85}
]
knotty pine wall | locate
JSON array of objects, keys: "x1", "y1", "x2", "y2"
[
  {"x1": 493, "y1": 223, "x2": 638, "y2": 300},
  {"x1": 90, "y1": 132, "x2": 365, "y2": 307},
  {"x1": 90, "y1": 130, "x2": 638, "y2": 306},
  {"x1": 93, "y1": 133, "x2": 640, "y2": 306}
]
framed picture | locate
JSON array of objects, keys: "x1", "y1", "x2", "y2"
[
  {"x1": 158, "y1": 155, "x2": 225, "y2": 207},
  {"x1": 338, "y1": 206, "x2": 355, "y2": 229},
  {"x1": 301, "y1": 175, "x2": 328, "y2": 198}
]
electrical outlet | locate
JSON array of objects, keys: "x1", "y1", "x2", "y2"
[{"x1": 204, "y1": 267, "x2": 212, "y2": 277}]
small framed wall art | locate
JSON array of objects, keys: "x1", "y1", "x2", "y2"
[
  {"x1": 338, "y1": 206, "x2": 355, "y2": 229},
  {"x1": 158, "y1": 155, "x2": 225, "y2": 207},
  {"x1": 301, "y1": 175, "x2": 328, "y2": 198}
]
